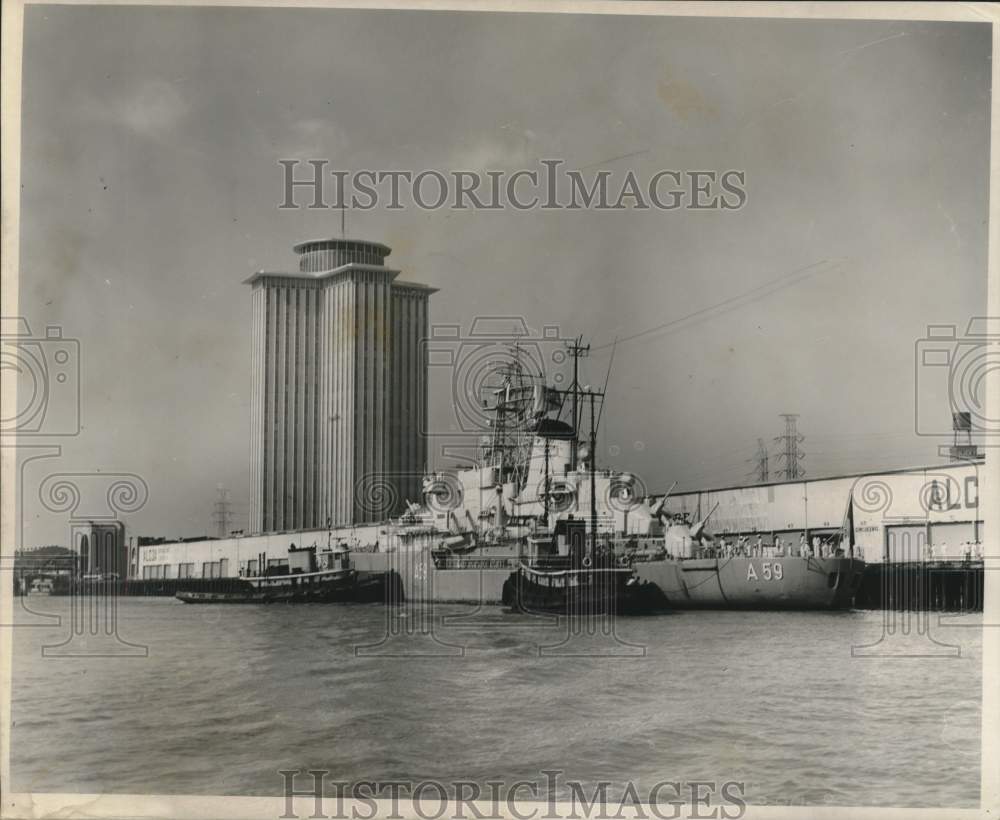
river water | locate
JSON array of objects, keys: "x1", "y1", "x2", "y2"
[{"x1": 10, "y1": 597, "x2": 982, "y2": 808}]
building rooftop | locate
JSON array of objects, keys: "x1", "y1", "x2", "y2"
[
  {"x1": 292, "y1": 237, "x2": 392, "y2": 257},
  {"x1": 243, "y1": 262, "x2": 402, "y2": 286},
  {"x1": 664, "y1": 458, "x2": 986, "y2": 498}
]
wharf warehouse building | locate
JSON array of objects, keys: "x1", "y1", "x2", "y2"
[
  {"x1": 132, "y1": 234, "x2": 984, "y2": 586},
  {"x1": 662, "y1": 461, "x2": 984, "y2": 565}
]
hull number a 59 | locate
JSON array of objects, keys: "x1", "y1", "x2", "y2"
[{"x1": 747, "y1": 562, "x2": 783, "y2": 581}]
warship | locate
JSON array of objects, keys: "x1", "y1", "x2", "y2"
[{"x1": 363, "y1": 340, "x2": 865, "y2": 611}]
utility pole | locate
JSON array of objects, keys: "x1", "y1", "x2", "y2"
[
  {"x1": 566, "y1": 336, "x2": 590, "y2": 471},
  {"x1": 589, "y1": 390, "x2": 598, "y2": 553},
  {"x1": 542, "y1": 435, "x2": 551, "y2": 525},
  {"x1": 213, "y1": 485, "x2": 233, "y2": 538},
  {"x1": 748, "y1": 437, "x2": 770, "y2": 483},
  {"x1": 774, "y1": 414, "x2": 805, "y2": 480}
]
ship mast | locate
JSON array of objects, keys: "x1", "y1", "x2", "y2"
[
  {"x1": 565, "y1": 337, "x2": 590, "y2": 471},
  {"x1": 559, "y1": 350, "x2": 604, "y2": 547},
  {"x1": 484, "y1": 340, "x2": 537, "y2": 496},
  {"x1": 543, "y1": 434, "x2": 550, "y2": 526}
]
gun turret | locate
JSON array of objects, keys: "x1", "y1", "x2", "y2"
[{"x1": 690, "y1": 502, "x2": 720, "y2": 540}]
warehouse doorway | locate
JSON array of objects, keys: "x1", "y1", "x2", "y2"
[{"x1": 884, "y1": 524, "x2": 927, "y2": 563}]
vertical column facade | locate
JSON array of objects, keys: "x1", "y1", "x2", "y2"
[
  {"x1": 249, "y1": 285, "x2": 266, "y2": 532},
  {"x1": 350, "y1": 269, "x2": 391, "y2": 523},
  {"x1": 319, "y1": 274, "x2": 356, "y2": 527},
  {"x1": 248, "y1": 239, "x2": 434, "y2": 534},
  {"x1": 389, "y1": 285, "x2": 431, "y2": 511},
  {"x1": 248, "y1": 277, "x2": 323, "y2": 533}
]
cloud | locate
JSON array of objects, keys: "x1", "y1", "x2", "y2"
[
  {"x1": 449, "y1": 127, "x2": 537, "y2": 171},
  {"x1": 272, "y1": 117, "x2": 350, "y2": 159},
  {"x1": 114, "y1": 80, "x2": 189, "y2": 137}
]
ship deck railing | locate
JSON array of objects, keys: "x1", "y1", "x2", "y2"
[
  {"x1": 517, "y1": 561, "x2": 634, "y2": 588},
  {"x1": 432, "y1": 556, "x2": 520, "y2": 570}
]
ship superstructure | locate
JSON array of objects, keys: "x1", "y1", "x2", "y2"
[{"x1": 412, "y1": 340, "x2": 644, "y2": 549}]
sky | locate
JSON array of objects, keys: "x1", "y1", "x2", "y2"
[{"x1": 12, "y1": 6, "x2": 991, "y2": 546}]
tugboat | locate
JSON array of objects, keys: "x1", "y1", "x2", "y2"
[
  {"x1": 494, "y1": 376, "x2": 666, "y2": 615},
  {"x1": 175, "y1": 544, "x2": 356, "y2": 604},
  {"x1": 501, "y1": 519, "x2": 639, "y2": 613}
]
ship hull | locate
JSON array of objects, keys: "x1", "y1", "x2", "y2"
[
  {"x1": 501, "y1": 565, "x2": 647, "y2": 614},
  {"x1": 353, "y1": 550, "x2": 864, "y2": 610},
  {"x1": 176, "y1": 569, "x2": 358, "y2": 604},
  {"x1": 633, "y1": 555, "x2": 865, "y2": 610}
]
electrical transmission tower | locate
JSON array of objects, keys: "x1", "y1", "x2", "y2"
[
  {"x1": 774, "y1": 414, "x2": 805, "y2": 480},
  {"x1": 213, "y1": 485, "x2": 233, "y2": 537},
  {"x1": 747, "y1": 437, "x2": 770, "y2": 483}
]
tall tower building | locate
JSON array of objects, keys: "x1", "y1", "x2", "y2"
[{"x1": 246, "y1": 238, "x2": 435, "y2": 533}]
